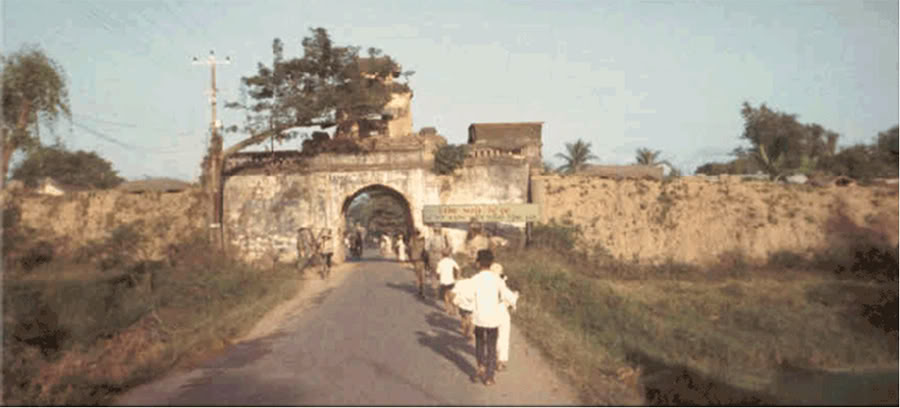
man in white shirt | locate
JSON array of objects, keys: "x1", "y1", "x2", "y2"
[
  {"x1": 469, "y1": 249, "x2": 517, "y2": 386},
  {"x1": 435, "y1": 248, "x2": 460, "y2": 315}
]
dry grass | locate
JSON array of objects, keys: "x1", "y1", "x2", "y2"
[
  {"x1": 3, "y1": 233, "x2": 306, "y2": 405},
  {"x1": 497, "y1": 220, "x2": 898, "y2": 405}
]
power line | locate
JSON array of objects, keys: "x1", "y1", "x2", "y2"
[
  {"x1": 73, "y1": 113, "x2": 192, "y2": 135},
  {"x1": 82, "y1": 2, "x2": 155, "y2": 51},
  {"x1": 162, "y1": 0, "x2": 217, "y2": 47},
  {"x1": 71, "y1": 121, "x2": 198, "y2": 154},
  {"x1": 73, "y1": 113, "x2": 137, "y2": 128}
]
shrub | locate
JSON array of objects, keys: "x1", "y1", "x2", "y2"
[
  {"x1": 76, "y1": 222, "x2": 147, "y2": 270},
  {"x1": 817, "y1": 144, "x2": 898, "y2": 182},
  {"x1": 816, "y1": 211, "x2": 899, "y2": 282},
  {"x1": 300, "y1": 132, "x2": 364, "y2": 156},
  {"x1": 433, "y1": 144, "x2": 468, "y2": 175},
  {"x1": 3, "y1": 203, "x2": 42, "y2": 272},
  {"x1": 767, "y1": 250, "x2": 807, "y2": 270},
  {"x1": 20, "y1": 241, "x2": 55, "y2": 271},
  {"x1": 11, "y1": 144, "x2": 124, "y2": 189},
  {"x1": 861, "y1": 288, "x2": 899, "y2": 333},
  {"x1": 3, "y1": 231, "x2": 304, "y2": 405},
  {"x1": 529, "y1": 221, "x2": 581, "y2": 252}
]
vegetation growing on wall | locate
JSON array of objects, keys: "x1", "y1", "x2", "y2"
[{"x1": 433, "y1": 144, "x2": 468, "y2": 175}]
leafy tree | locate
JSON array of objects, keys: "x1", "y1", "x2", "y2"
[
  {"x1": 226, "y1": 28, "x2": 410, "y2": 154},
  {"x1": 876, "y1": 126, "x2": 899, "y2": 157},
  {"x1": 1, "y1": 46, "x2": 70, "y2": 186},
  {"x1": 816, "y1": 126, "x2": 899, "y2": 181},
  {"x1": 433, "y1": 144, "x2": 468, "y2": 175},
  {"x1": 738, "y1": 102, "x2": 839, "y2": 178},
  {"x1": 817, "y1": 145, "x2": 881, "y2": 181},
  {"x1": 555, "y1": 139, "x2": 598, "y2": 173},
  {"x1": 199, "y1": 28, "x2": 410, "y2": 248},
  {"x1": 11, "y1": 144, "x2": 124, "y2": 188},
  {"x1": 635, "y1": 148, "x2": 662, "y2": 165},
  {"x1": 694, "y1": 155, "x2": 763, "y2": 176}
]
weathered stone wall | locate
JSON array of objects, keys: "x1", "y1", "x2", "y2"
[
  {"x1": 531, "y1": 174, "x2": 899, "y2": 266},
  {"x1": 7, "y1": 189, "x2": 206, "y2": 258},
  {"x1": 222, "y1": 160, "x2": 531, "y2": 263}
]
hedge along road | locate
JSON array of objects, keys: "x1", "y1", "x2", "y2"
[{"x1": 116, "y1": 250, "x2": 579, "y2": 406}]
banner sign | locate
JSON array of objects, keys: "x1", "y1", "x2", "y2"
[{"x1": 423, "y1": 204, "x2": 540, "y2": 223}]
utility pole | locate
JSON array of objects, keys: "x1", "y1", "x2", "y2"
[{"x1": 193, "y1": 50, "x2": 231, "y2": 250}]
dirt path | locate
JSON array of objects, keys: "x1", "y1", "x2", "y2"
[{"x1": 116, "y1": 254, "x2": 579, "y2": 406}]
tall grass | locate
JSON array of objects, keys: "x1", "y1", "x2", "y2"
[
  {"x1": 498, "y1": 220, "x2": 898, "y2": 405},
  {"x1": 3, "y1": 228, "x2": 306, "y2": 405}
]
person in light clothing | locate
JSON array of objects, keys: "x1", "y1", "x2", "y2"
[
  {"x1": 469, "y1": 249, "x2": 517, "y2": 386},
  {"x1": 381, "y1": 235, "x2": 393, "y2": 258},
  {"x1": 490, "y1": 263, "x2": 519, "y2": 372},
  {"x1": 436, "y1": 248, "x2": 460, "y2": 315},
  {"x1": 450, "y1": 277, "x2": 476, "y2": 342},
  {"x1": 396, "y1": 234, "x2": 408, "y2": 262},
  {"x1": 426, "y1": 226, "x2": 449, "y2": 293},
  {"x1": 408, "y1": 229, "x2": 427, "y2": 298}
]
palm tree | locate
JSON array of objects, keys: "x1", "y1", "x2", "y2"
[
  {"x1": 635, "y1": 148, "x2": 662, "y2": 165},
  {"x1": 555, "y1": 139, "x2": 598, "y2": 173}
]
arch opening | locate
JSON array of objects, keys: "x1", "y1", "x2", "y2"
[{"x1": 341, "y1": 184, "x2": 414, "y2": 261}]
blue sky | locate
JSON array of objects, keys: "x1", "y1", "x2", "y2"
[{"x1": 3, "y1": 0, "x2": 897, "y2": 181}]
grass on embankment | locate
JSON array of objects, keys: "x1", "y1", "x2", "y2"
[
  {"x1": 494, "y1": 225, "x2": 898, "y2": 405},
  {"x1": 3, "y1": 229, "x2": 307, "y2": 406}
]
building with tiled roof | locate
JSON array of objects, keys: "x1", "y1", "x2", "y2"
[{"x1": 467, "y1": 122, "x2": 543, "y2": 166}]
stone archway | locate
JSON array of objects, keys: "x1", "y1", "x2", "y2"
[{"x1": 341, "y1": 184, "x2": 415, "y2": 260}]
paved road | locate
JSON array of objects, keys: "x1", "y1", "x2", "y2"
[{"x1": 117, "y1": 252, "x2": 579, "y2": 406}]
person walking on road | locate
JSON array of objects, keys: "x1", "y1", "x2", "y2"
[
  {"x1": 469, "y1": 249, "x2": 517, "y2": 386},
  {"x1": 408, "y1": 229, "x2": 427, "y2": 298},
  {"x1": 318, "y1": 228, "x2": 334, "y2": 279},
  {"x1": 396, "y1": 234, "x2": 408, "y2": 262},
  {"x1": 436, "y1": 247, "x2": 460, "y2": 315},
  {"x1": 490, "y1": 263, "x2": 519, "y2": 372},
  {"x1": 427, "y1": 226, "x2": 449, "y2": 293},
  {"x1": 382, "y1": 234, "x2": 394, "y2": 259},
  {"x1": 450, "y1": 276, "x2": 476, "y2": 342}
]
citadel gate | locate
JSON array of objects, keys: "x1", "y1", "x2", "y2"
[{"x1": 221, "y1": 123, "x2": 543, "y2": 265}]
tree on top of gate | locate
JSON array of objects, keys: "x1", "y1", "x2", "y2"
[{"x1": 224, "y1": 27, "x2": 413, "y2": 156}]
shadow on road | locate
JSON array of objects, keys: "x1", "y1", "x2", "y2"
[
  {"x1": 424, "y1": 311, "x2": 468, "y2": 337},
  {"x1": 415, "y1": 312, "x2": 478, "y2": 380},
  {"x1": 205, "y1": 334, "x2": 283, "y2": 370},
  {"x1": 385, "y1": 281, "x2": 443, "y2": 309},
  {"x1": 344, "y1": 256, "x2": 398, "y2": 263},
  {"x1": 171, "y1": 367, "x2": 306, "y2": 406}
]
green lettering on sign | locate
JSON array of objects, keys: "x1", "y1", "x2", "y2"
[{"x1": 423, "y1": 204, "x2": 540, "y2": 223}]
